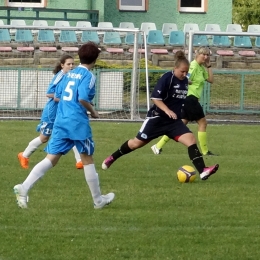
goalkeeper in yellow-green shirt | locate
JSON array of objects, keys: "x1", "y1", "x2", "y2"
[{"x1": 151, "y1": 46, "x2": 217, "y2": 156}]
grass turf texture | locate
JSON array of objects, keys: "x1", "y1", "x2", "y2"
[{"x1": 1, "y1": 121, "x2": 260, "y2": 260}]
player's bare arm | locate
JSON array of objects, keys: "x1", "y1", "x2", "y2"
[
  {"x1": 204, "y1": 56, "x2": 214, "y2": 83},
  {"x1": 79, "y1": 99, "x2": 99, "y2": 118},
  {"x1": 152, "y1": 99, "x2": 177, "y2": 119},
  {"x1": 46, "y1": 93, "x2": 54, "y2": 98}
]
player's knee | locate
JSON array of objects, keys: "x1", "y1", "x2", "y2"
[
  {"x1": 40, "y1": 135, "x2": 49, "y2": 143},
  {"x1": 129, "y1": 138, "x2": 144, "y2": 150}
]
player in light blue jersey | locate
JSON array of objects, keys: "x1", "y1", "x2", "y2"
[
  {"x1": 14, "y1": 42, "x2": 115, "y2": 210},
  {"x1": 17, "y1": 55, "x2": 84, "y2": 170}
]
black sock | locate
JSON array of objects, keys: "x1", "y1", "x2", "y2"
[
  {"x1": 188, "y1": 144, "x2": 205, "y2": 173},
  {"x1": 111, "y1": 140, "x2": 133, "y2": 160}
]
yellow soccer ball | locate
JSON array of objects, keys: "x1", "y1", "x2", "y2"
[{"x1": 177, "y1": 165, "x2": 196, "y2": 183}]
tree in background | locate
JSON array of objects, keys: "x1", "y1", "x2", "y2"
[{"x1": 233, "y1": 0, "x2": 260, "y2": 31}]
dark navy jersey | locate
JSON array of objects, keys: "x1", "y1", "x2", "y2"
[{"x1": 147, "y1": 71, "x2": 188, "y2": 118}]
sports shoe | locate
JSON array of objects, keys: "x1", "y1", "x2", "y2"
[
  {"x1": 18, "y1": 152, "x2": 29, "y2": 169},
  {"x1": 102, "y1": 155, "x2": 115, "y2": 170},
  {"x1": 94, "y1": 193, "x2": 115, "y2": 209},
  {"x1": 76, "y1": 161, "x2": 83, "y2": 169},
  {"x1": 13, "y1": 184, "x2": 28, "y2": 209},
  {"x1": 203, "y1": 151, "x2": 218, "y2": 156},
  {"x1": 151, "y1": 145, "x2": 162, "y2": 155},
  {"x1": 200, "y1": 164, "x2": 219, "y2": 180}
]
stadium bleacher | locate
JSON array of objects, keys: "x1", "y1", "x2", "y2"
[{"x1": 1, "y1": 20, "x2": 260, "y2": 69}]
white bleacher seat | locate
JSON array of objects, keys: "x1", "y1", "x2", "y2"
[
  {"x1": 248, "y1": 24, "x2": 260, "y2": 33},
  {"x1": 226, "y1": 24, "x2": 242, "y2": 40},
  {"x1": 97, "y1": 22, "x2": 113, "y2": 35},
  {"x1": 10, "y1": 20, "x2": 26, "y2": 35},
  {"x1": 183, "y1": 23, "x2": 200, "y2": 36},
  {"x1": 226, "y1": 24, "x2": 242, "y2": 33},
  {"x1": 98, "y1": 22, "x2": 113, "y2": 28},
  {"x1": 205, "y1": 24, "x2": 221, "y2": 32},
  {"x1": 162, "y1": 23, "x2": 178, "y2": 36},
  {"x1": 140, "y1": 22, "x2": 157, "y2": 36},
  {"x1": 54, "y1": 21, "x2": 70, "y2": 35},
  {"x1": 75, "y1": 21, "x2": 92, "y2": 35},
  {"x1": 119, "y1": 22, "x2": 135, "y2": 29},
  {"x1": 119, "y1": 22, "x2": 136, "y2": 36},
  {"x1": 32, "y1": 20, "x2": 48, "y2": 35}
]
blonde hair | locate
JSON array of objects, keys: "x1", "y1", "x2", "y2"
[{"x1": 196, "y1": 47, "x2": 210, "y2": 56}]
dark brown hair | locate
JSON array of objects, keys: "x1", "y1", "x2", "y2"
[
  {"x1": 78, "y1": 42, "x2": 101, "y2": 65},
  {"x1": 53, "y1": 54, "x2": 73, "y2": 74},
  {"x1": 174, "y1": 50, "x2": 189, "y2": 68}
]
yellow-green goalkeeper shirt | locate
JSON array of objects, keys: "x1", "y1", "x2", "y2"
[{"x1": 187, "y1": 60, "x2": 209, "y2": 99}]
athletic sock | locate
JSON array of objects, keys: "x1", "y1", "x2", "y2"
[
  {"x1": 188, "y1": 144, "x2": 205, "y2": 173},
  {"x1": 23, "y1": 137, "x2": 43, "y2": 158},
  {"x1": 22, "y1": 158, "x2": 53, "y2": 192},
  {"x1": 84, "y1": 164, "x2": 102, "y2": 205},
  {"x1": 72, "y1": 146, "x2": 81, "y2": 163},
  {"x1": 111, "y1": 140, "x2": 133, "y2": 160},
  {"x1": 198, "y1": 131, "x2": 208, "y2": 155},
  {"x1": 156, "y1": 135, "x2": 170, "y2": 149}
]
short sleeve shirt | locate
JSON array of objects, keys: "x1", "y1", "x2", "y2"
[
  {"x1": 147, "y1": 71, "x2": 188, "y2": 119},
  {"x1": 187, "y1": 60, "x2": 208, "y2": 98},
  {"x1": 40, "y1": 70, "x2": 65, "y2": 123},
  {"x1": 53, "y1": 65, "x2": 96, "y2": 140}
]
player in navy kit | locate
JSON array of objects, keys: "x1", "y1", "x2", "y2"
[
  {"x1": 102, "y1": 51, "x2": 219, "y2": 180},
  {"x1": 14, "y1": 42, "x2": 115, "y2": 210}
]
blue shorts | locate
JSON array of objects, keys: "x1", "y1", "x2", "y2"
[
  {"x1": 36, "y1": 121, "x2": 53, "y2": 136},
  {"x1": 45, "y1": 137, "x2": 95, "y2": 155}
]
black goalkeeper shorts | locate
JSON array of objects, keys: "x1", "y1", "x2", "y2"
[{"x1": 181, "y1": 95, "x2": 205, "y2": 122}]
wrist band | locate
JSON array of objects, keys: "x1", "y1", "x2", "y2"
[{"x1": 207, "y1": 65, "x2": 212, "y2": 68}]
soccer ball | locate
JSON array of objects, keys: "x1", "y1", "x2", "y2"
[{"x1": 177, "y1": 165, "x2": 196, "y2": 183}]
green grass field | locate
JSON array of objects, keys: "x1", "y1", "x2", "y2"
[{"x1": 1, "y1": 121, "x2": 260, "y2": 260}]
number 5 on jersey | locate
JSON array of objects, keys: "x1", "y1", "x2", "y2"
[{"x1": 63, "y1": 81, "x2": 75, "y2": 101}]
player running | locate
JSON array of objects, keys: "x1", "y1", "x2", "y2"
[
  {"x1": 151, "y1": 47, "x2": 217, "y2": 156},
  {"x1": 17, "y1": 55, "x2": 84, "y2": 170},
  {"x1": 102, "y1": 51, "x2": 219, "y2": 181},
  {"x1": 14, "y1": 42, "x2": 115, "y2": 209}
]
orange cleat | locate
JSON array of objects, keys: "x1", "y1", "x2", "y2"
[
  {"x1": 76, "y1": 161, "x2": 83, "y2": 169},
  {"x1": 18, "y1": 152, "x2": 29, "y2": 169}
]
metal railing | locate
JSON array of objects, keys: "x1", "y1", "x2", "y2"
[{"x1": 0, "y1": 7, "x2": 99, "y2": 26}]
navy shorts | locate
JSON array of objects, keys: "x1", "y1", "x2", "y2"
[
  {"x1": 136, "y1": 116, "x2": 192, "y2": 142},
  {"x1": 181, "y1": 95, "x2": 205, "y2": 122}
]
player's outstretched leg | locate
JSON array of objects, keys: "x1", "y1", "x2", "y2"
[
  {"x1": 187, "y1": 144, "x2": 219, "y2": 181},
  {"x1": 102, "y1": 155, "x2": 115, "y2": 170},
  {"x1": 14, "y1": 157, "x2": 53, "y2": 208},
  {"x1": 200, "y1": 164, "x2": 219, "y2": 180},
  {"x1": 102, "y1": 140, "x2": 133, "y2": 170}
]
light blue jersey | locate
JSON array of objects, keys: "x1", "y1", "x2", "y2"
[
  {"x1": 52, "y1": 65, "x2": 96, "y2": 140},
  {"x1": 36, "y1": 70, "x2": 65, "y2": 136}
]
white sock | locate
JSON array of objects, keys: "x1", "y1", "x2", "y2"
[
  {"x1": 22, "y1": 158, "x2": 53, "y2": 192},
  {"x1": 23, "y1": 137, "x2": 43, "y2": 158},
  {"x1": 84, "y1": 164, "x2": 102, "y2": 204},
  {"x1": 72, "y1": 146, "x2": 81, "y2": 163}
]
